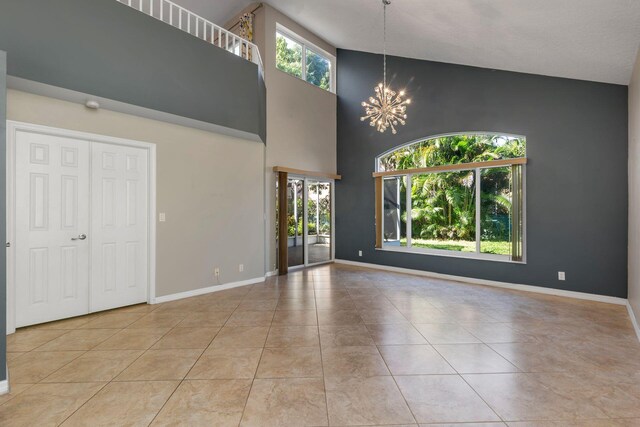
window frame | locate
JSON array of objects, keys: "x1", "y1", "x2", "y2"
[
  {"x1": 275, "y1": 23, "x2": 336, "y2": 93},
  {"x1": 374, "y1": 133, "x2": 527, "y2": 264}
]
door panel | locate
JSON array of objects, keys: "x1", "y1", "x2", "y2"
[
  {"x1": 90, "y1": 142, "x2": 148, "y2": 312},
  {"x1": 287, "y1": 178, "x2": 305, "y2": 268},
  {"x1": 306, "y1": 180, "x2": 332, "y2": 265},
  {"x1": 15, "y1": 131, "x2": 90, "y2": 327}
]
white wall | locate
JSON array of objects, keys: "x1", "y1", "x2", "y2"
[
  {"x1": 7, "y1": 90, "x2": 266, "y2": 298},
  {"x1": 629, "y1": 46, "x2": 640, "y2": 328},
  {"x1": 253, "y1": 4, "x2": 338, "y2": 272}
]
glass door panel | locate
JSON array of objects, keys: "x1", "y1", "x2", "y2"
[
  {"x1": 287, "y1": 178, "x2": 305, "y2": 268},
  {"x1": 306, "y1": 180, "x2": 332, "y2": 264}
]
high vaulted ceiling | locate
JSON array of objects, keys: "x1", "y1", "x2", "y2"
[{"x1": 176, "y1": 0, "x2": 640, "y2": 85}]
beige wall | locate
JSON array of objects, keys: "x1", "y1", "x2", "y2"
[
  {"x1": 629, "y1": 46, "x2": 640, "y2": 329},
  {"x1": 7, "y1": 90, "x2": 265, "y2": 297},
  {"x1": 247, "y1": 3, "x2": 338, "y2": 271}
]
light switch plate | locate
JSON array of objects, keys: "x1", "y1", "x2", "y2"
[
  {"x1": 159, "y1": 213, "x2": 166, "y2": 222},
  {"x1": 558, "y1": 271, "x2": 566, "y2": 281}
]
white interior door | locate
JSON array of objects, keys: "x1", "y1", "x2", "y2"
[
  {"x1": 90, "y1": 142, "x2": 149, "y2": 312},
  {"x1": 15, "y1": 131, "x2": 90, "y2": 327}
]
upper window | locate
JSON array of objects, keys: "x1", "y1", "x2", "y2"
[
  {"x1": 374, "y1": 133, "x2": 527, "y2": 263},
  {"x1": 276, "y1": 25, "x2": 335, "y2": 92}
]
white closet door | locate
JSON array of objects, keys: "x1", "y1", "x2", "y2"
[
  {"x1": 90, "y1": 142, "x2": 149, "y2": 312},
  {"x1": 15, "y1": 131, "x2": 90, "y2": 327}
]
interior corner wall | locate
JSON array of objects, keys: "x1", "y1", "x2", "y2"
[
  {"x1": 250, "y1": 4, "x2": 338, "y2": 272},
  {"x1": 6, "y1": 90, "x2": 266, "y2": 299},
  {"x1": 336, "y1": 49, "x2": 628, "y2": 298},
  {"x1": 0, "y1": 51, "x2": 7, "y2": 382},
  {"x1": 629, "y1": 46, "x2": 640, "y2": 322}
]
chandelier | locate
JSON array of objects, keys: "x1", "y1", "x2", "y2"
[{"x1": 361, "y1": 0, "x2": 411, "y2": 134}]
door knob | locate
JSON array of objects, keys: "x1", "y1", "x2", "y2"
[{"x1": 71, "y1": 234, "x2": 87, "y2": 241}]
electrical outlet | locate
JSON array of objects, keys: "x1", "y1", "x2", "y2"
[
  {"x1": 558, "y1": 271, "x2": 566, "y2": 281},
  {"x1": 239, "y1": 264, "x2": 244, "y2": 272},
  {"x1": 214, "y1": 268, "x2": 220, "y2": 278},
  {"x1": 159, "y1": 212, "x2": 166, "y2": 222},
  {"x1": 358, "y1": 250, "x2": 363, "y2": 257}
]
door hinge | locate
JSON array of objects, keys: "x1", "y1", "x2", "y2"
[{"x1": 6, "y1": 242, "x2": 10, "y2": 248}]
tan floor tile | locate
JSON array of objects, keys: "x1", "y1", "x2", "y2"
[
  {"x1": 358, "y1": 308, "x2": 408, "y2": 324},
  {"x1": 460, "y1": 322, "x2": 540, "y2": 343},
  {"x1": 8, "y1": 351, "x2": 84, "y2": 383},
  {"x1": 366, "y1": 323, "x2": 428, "y2": 345},
  {"x1": 94, "y1": 328, "x2": 170, "y2": 350},
  {"x1": 127, "y1": 312, "x2": 187, "y2": 329},
  {"x1": 378, "y1": 345, "x2": 455, "y2": 375},
  {"x1": 210, "y1": 326, "x2": 269, "y2": 348},
  {"x1": 396, "y1": 375, "x2": 500, "y2": 423},
  {"x1": 0, "y1": 382, "x2": 104, "y2": 427},
  {"x1": 266, "y1": 326, "x2": 320, "y2": 347},
  {"x1": 434, "y1": 344, "x2": 520, "y2": 374},
  {"x1": 0, "y1": 383, "x2": 34, "y2": 406},
  {"x1": 325, "y1": 375, "x2": 414, "y2": 425},
  {"x1": 463, "y1": 373, "x2": 609, "y2": 421},
  {"x1": 151, "y1": 327, "x2": 220, "y2": 349},
  {"x1": 226, "y1": 310, "x2": 275, "y2": 326},
  {"x1": 276, "y1": 298, "x2": 317, "y2": 311},
  {"x1": 7, "y1": 329, "x2": 69, "y2": 352},
  {"x1": 35, "y1": 329, "x2": 118, "y2": 351},
  {"x1": 257, "y1": 347, "x2": 323, "y2": 378},
  {"x1": 317, "y1": 309, "x2": 363, "y2": 326},
  {"x1": 506, "y1": 420, "x2": 619, "y2": 426},
  {"x1": 319, "y1": 324, "x2": 375, "y2": 347},
  {"x1": 272, "y1": 310, "x2": 318, "y2": 326},
  {"x1": 63, "y1": 381, "x2": 178, "y2": 426},
  {"x1": 237, "y1": 299, "x2": 279, "y2": 311},
  {"x1": 112, "y1": 303, "x2": 158, "y2": 314},
  {"x1": 322, "y1": 345, "x2": 390, "y2": 377},
  {"x1": 115, "y1": 349, "x2": 202, "y2": 381},
  {"x1": 176, "y1": 311, "x2": 233, "y2": 327},
  {"x1": 33, "y1": 316, "x2": 92, "y2": 330},
  {"x1": 187, "y1": 347, "x2": 263, "y2": 379},
  {"x1": 79, "y1": 313, "x2": 145, "y2": 329},
  {"x1": 241, "y1": 378, "x2": 328, "y2": 426},
  {"x1": 316, "y1": 297, "x2": 357, "y2": 310},
  {"x1": 424, "y1": 423, "x2": 506, "y2": 427},
  {"x1": 414, "y1": 323, "x2": 482, "y2": 344},
  {"x1": 151, "y1": 380, "x2": 250, "y2": 426},
  {"x1": 489, "y1": 342, "x2": 593, "y2": 373},
  {"x1": 42, "y1": 350, "x2": 143, "y2": 382}
]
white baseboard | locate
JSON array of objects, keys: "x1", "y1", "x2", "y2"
[
  {"x1": 0, "y1": 367, "x2": 9, "y2": 395},
  {"x1": 335, "y1": 259, "x2": 627, "y2": 306},
  {"x1": 627, "y1": 302, "x2": 640, "y2": 341},
  {"x1": 152, "y1": 276, "x2": 266, "y2": 304},
  {"x1": 265, "y1": 270, "x2": 278, "y2": 278}
]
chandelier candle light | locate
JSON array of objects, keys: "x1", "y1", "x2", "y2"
[{"x1": 361, "y1": 0, "x2": 411, "y2": 134}]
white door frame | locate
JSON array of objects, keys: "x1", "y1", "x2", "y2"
[{"x1": 6, "y1": 121, "x2": 157, "y2": 334}]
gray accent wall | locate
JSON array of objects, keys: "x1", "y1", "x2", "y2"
[
  {"x1": 0, "y1": 0, "x2": 265, "y2": 142},
  {"x1": 336, "y1": 49, "x2": 628, "y2": 298},
  {"x1": 1, "y1": 50, "x2": 6, "y2": 381}
]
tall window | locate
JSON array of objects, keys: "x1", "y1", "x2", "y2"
[
  {"x1": 276, "y1": 25, "x2": 334, "y2": 92},
  {"x1": 375, "y1": 134, "x2": 526, "y2": 262}
]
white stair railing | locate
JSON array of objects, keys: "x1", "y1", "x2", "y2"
[{"x1": 117, "y1": 0, "x2": 263, "y2": 70}]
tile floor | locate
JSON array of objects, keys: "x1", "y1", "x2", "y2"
[{"x1": 2, "y1": 264, "x2": 640, "y2": 426}]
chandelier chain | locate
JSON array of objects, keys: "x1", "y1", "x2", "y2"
[{"x1": 383, "y1": 0, "x2": 387, "y2": 90}]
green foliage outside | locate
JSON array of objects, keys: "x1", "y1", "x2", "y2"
[
  {"x1": 276, "y1": 33, "x2": 331, "y2": 91},
  {"x1": 383, "y1": 135, "x2": 525, "y2": 255}
]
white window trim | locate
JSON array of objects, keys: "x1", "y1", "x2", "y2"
[
  {"x1": 377, "y1": 133, "x2": 527, "y2": 264},
  {"x1": 275, "y1": 23, "x2": 336, "y2": 93}
]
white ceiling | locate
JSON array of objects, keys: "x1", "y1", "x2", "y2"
[{"x1": 176, "y1": 0, "x2": 640, "y2": 85}]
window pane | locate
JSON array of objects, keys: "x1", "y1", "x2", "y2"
[
  {"x1": 480, "y1": 167, "x2": 512, "y2": 255},
  {"x1": 287, "y1": 178, "x2": 304, "y2": 267},
  {"x1": 276, "y1": 32, "x2": 302, "y2": 78},
  {"x1": 410, "y1": 171, "x2": 476, "y2": 252},
  {"x1": 383, "y1": 177, "x2": 407, "y2": 247},
  {"x1": 307, "y1": 181, "x2": 331, "y2": 263},
  {"x1": 306, "y1": 48, "x2": 331, "y2": 90}
]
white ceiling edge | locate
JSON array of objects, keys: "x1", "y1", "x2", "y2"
[{"x1": 171, "y1": 0, "x2": 640, "y2": 85}]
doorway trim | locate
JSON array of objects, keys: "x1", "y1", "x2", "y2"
[{"x1": 6, "y1": 121, "x2": 157, "y2": 334}]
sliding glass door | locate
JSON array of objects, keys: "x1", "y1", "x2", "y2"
[{"x1": 285, "y1": 177, "x2": 334, "y2": 270}]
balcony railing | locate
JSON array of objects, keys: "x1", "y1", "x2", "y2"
[{"x1": 117, "y1": 0, "x2": 263, "y2": 69}]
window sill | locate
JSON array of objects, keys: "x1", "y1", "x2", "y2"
[{"x1": 376, "y1": 245, "x2": 526, "y2": 264}]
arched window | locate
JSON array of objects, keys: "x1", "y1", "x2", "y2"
[{"x1": 373, "y1": 133, "x2": 526, "y2": 262}]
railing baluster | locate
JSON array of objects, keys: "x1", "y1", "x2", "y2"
[{"x1": 169, "y1": 4, "x2": 173, "y2": 26}]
